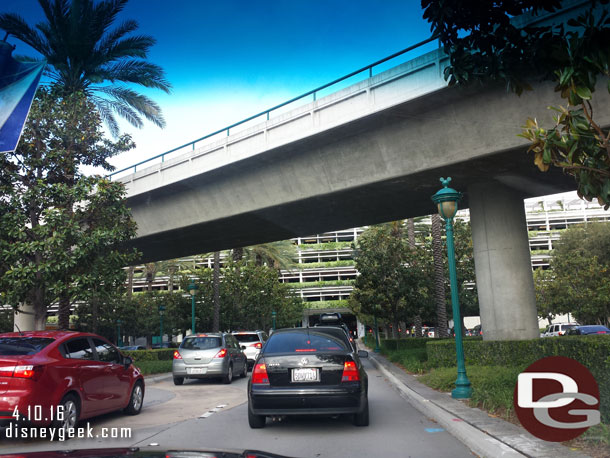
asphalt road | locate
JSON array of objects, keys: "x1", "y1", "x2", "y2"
[{"x1": 0, "y1": 359, "x2": 475, "y2": 458}]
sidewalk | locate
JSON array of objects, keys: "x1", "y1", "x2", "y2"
[{"x1": 364, "y1": 346, "x2": 589, "y2": 458}]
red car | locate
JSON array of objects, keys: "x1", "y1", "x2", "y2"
[{"x1": 0, "y1": 331, "x2": 144, "y2": 431}]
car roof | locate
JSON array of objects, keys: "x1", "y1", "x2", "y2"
[
  {"x1": 0, "y1": 330, "x2": 101, "y2": 342},
  {"x1": 270, "y1": 327, "x2": 351, "y2": 344}
]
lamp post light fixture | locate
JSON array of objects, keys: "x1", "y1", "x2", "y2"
[
  {"x1": 431, "y1": 177, "x2": 473, "y2": 399},
  {"x1": 188, "y1": 281, "x2": 198, "y2": 334},
  {"x1": 271, "y1": 310, "x2": 277, "y2": 331},
  {"x1": 159, "y1": 305, "x2": 166, "y2": 345},
  {"x1": 116, "y1": 319, "x2": 122, "y2": 347}
]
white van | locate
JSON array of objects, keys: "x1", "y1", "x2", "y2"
[{"x1": 542, "y1": 323, "x2": 578, "y2": 337}]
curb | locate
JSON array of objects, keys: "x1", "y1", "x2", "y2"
[
  {"x1": 367, "y1": 352, "x2": 523, "y2": 458},
  {"x1": 364, "y1": 347, "x2": 589, "y2": 458},
  {"x1": 144, "y1": 372, "x2": 172, "y2": 383}
]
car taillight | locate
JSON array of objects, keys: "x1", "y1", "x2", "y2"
[
  {"x1": 251, "y1": 363, "x2": 269, "y2": 385},
  {"x1": 173, "y1": 351, "x2": 182, "y2": 360},
  {"x1": 1, "y1": 365, "x2": 44, "y2": 381},
  {"x1": 341, "y1": 361, "x2": 360, "y2": 382},
  {"x1": 253, "y1": 342, "x2": 262, "y2": 349},
  {"x1": 215, "y1": 348, "x2": 227, "y2": 358}
]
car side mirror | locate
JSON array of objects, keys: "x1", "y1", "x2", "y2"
[
  {"x1": 123, "y1": 356, "x2": 133, "y2": 368},
  {"x1": 358, "y1": 350, "x2": 368, "y2": 359}
]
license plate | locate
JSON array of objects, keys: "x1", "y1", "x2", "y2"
[
  {"x1": 291, "y1": 368, "x2": 319, "y2": 382},
  {"x1": 188, "y1": 367, "x2": 207, "y2": 375}
]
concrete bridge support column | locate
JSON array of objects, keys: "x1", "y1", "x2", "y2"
[{"x1": 468, "y1": 182, "x2": 539, "y2": 341}]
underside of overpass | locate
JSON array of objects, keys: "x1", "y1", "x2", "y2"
[{"x1": 126, "y1": 81, "x2": 587, "y2": 263}]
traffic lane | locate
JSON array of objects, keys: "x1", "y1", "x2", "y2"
[
  {"x1": 132, "y1": 358, "x2": 476, "y2": 458},
  {"x1": 0, "y1": 376, "x2": 249, "y2": 453}
]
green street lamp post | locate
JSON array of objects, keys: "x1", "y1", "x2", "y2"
[
  {"x1": 188, "y1": 281, "x2": 198, "y2": 334},
  {"x1": 271, "y1": 310, "x2": 277, "y2": 331},
  {"x1": 431, "y1": 177, "x2": 473, "y2": 399},
  {"x1": 159, "y1": 305, "x2": 166, "y2": 344},
  {"x1": 373, "y1": 310, "x2": 381, "y2": 352},
  {"x1": 116, "y1": 319, "x2": 122, "y2": 347}
]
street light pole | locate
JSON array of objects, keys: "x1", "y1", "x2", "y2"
[
  {"x1": 431, "y1": 177, "x2": 472, "y2": 399},
  {"x1": 188, "y1": 281, "x2": 198, "y2": 335},
  {"x1": 159, "y1": 305, "x2": 166, "y2": 345}
]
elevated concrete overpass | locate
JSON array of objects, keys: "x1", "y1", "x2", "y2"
[{"x1": 110, "y1": 2, "x2": 609, "y2": 341}]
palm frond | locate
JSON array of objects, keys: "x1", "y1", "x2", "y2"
[
  {"x1": 0, "y1": 13, "x2": 50, "y2": 55},
  {"x1": 91, "y1": 96, "x2": 121, "y2": 137},
  {"x1": 96, "y1": 19, "x2": 138, "y2": 52},
  {"x1": 97, "y1": 85, "x2": 165, "y2": 128},
  {"x1": 99, "y1": 60, "x2": 171, "y2": 92}
]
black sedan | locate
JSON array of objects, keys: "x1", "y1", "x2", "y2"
[
  {"x1": 566, "y1": 325, "x2": 610, "y2": 335},
  {"x1": 247, "y1": 326, "x2": 369, "y2": 428}
]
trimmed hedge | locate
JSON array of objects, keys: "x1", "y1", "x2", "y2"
[
  {"x1": 427, "y1": 336, "x2": 610, "y2": 423},
  {"x1": 122, "y1": 348, "x2": 174, "y2": 362}
]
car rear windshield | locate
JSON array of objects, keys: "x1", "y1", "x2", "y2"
[
  {"x1": 264, "y1": 331, "x2": 349, "y2": 353},
  {"x1": 233, "y1": 334, "x2": 260, "y2": 343},
  {"x1": 0, "y1": 337, "x2": 55, "y2": 355},
  {"x1": 181, "y1": 337, "x2": 222, "y2": 350}
]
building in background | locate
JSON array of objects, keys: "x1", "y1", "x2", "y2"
[{"x1": 77, "y1": 191, "x2": 610, "y2": 335}]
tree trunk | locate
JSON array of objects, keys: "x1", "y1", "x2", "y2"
[
  {"x1": 406, "y1": 218, "x2": 416, "y2": 248},
  {"x1": 414, "y1": 315, "x2": 422, "y2": 338},
  {"x1": 58, "y1": 292, "x2": 71, "y2": 330},
  {"x1": 232, "y1": 247, "x2": 243, "y2": 262},
  {"x1": 391, "y1": 321, "x2": 399, "y2": 339},
  {"x1": 127, "y1": 266, "x2": 134, "y2": 297},
  {"x1": 212, "y1": 251, "x2": 221, "y2": 332},
  {"x1": 431, "y1": 214, "x2": 448, "y2": 339}
]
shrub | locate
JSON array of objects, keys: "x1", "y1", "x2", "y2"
[
  {"x1": 427, "y1": 336, "x2": 610, "y2": 423},
  {"x1": 122, "y1": 348, "x2": 175, "y2": 362},
  {"x1": 134, "y1": 360, "x2": 172, "y2": 375}
]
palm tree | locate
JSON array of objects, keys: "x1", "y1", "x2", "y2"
[
  {"x1": 0, "y1": 0, "x2": 171, "y2": 136},
  {"x1": 431, "y1": 214, "x2": 448, "y2": 338}
]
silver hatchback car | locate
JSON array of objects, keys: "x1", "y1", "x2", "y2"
[{"x1": 172, "y1": 333, "x2": 248, "y2": 385}]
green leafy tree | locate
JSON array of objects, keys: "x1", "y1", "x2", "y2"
[
  {"x1": 350, "y1": 223, "x2": 433, "y2": 338},
  {"x1": 535, "y1": 223, "x2": 610, "y2": 326},
  {"x1": 0, "y1": 87, "x2": 138, "y2": 330},
  {"x1": 0, "y1": 0, "x2": 171, "y2": 136},
  {"x1": 422, "y1": 0, "x2": 610, "y2": 207}
]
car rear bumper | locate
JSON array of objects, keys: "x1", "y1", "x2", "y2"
[
  {"x1": 172, "y1": 359, "x2": 228, "y2": 378},
  {"x1": 249, "y1": 384, "x2": 366, "y2": 415}
]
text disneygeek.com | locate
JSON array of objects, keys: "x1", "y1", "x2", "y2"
[{"x1": 4, "y1": 423, "x2": 132, "y2": 441}]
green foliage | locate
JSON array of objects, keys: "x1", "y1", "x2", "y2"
[
  {"x1": 123, "y1": 349, "x2": 174, "y2": 362},
  {"x1": 296, "y1": 260, "x2": 355, "y2": 270},
  {"x1": 427, "y1": 336, "x2": 610, "y2": 422},
  {"x1": 298, "y1": 279, "x2": 355, "y2": 288},
  {"x1": 350, "y1": 223, "x2": 433, "y2": 333},
  {"x1": 0, "y1": 309, "x2": 14, "y2": 333},
  {"x1": 422, "y1": 0, "x2": 610, "y2": 206},
  {"x1": 133, "y1": 360, "x2": 172, "y2": 375},
  {"x1": 420, "y1": 365, "x2": 526, "y2": 416},
  {"x1": 304, "y1": 300, "x2": 350, "y2": 310},
  {"x1": 182, "y1": 260, "x2": 304, "y2": 332},
  {"x1": 534, "y1": 223, "x2": 610, "y2": 326},
  {"x1": 0, "y1": 87, "x2": 138, "y2": 329},
  {"x1": 0, "y1": 0, "x2": 171, "y2": 136},
  {"x1": 298, "y1": 241, "x2": 353, "y2": 251}
]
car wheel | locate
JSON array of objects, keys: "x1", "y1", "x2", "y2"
[
  {"x1": 353, "y1": 399, "x2": 369, "y2": 427},
  {"x1": 223, "y1": 364, "x2": 233, "y2": 384},
  {"x1": 240, "y1": 361, "x2": 248, "y2": 378},
  {"x1": 51, "y1": 394, "x2": 80, "y2": 435},
  {"x1": 124, "y1": 381, "x2": 144, "y2": 415},
  {"x1": 173, "y1": 376, "x2": 184, "y2": 386},
  {"x1": 248, "y1": 405, "x2": 266, "y2": 428}
]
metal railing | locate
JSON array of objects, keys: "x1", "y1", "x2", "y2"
[{"x1": 108, "y1": 36, "x2": 437, "y2": 179}]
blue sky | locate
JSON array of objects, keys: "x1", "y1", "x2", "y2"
[{"x1": 3, "y1": 0, "x2": 435, "y2": 172}]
